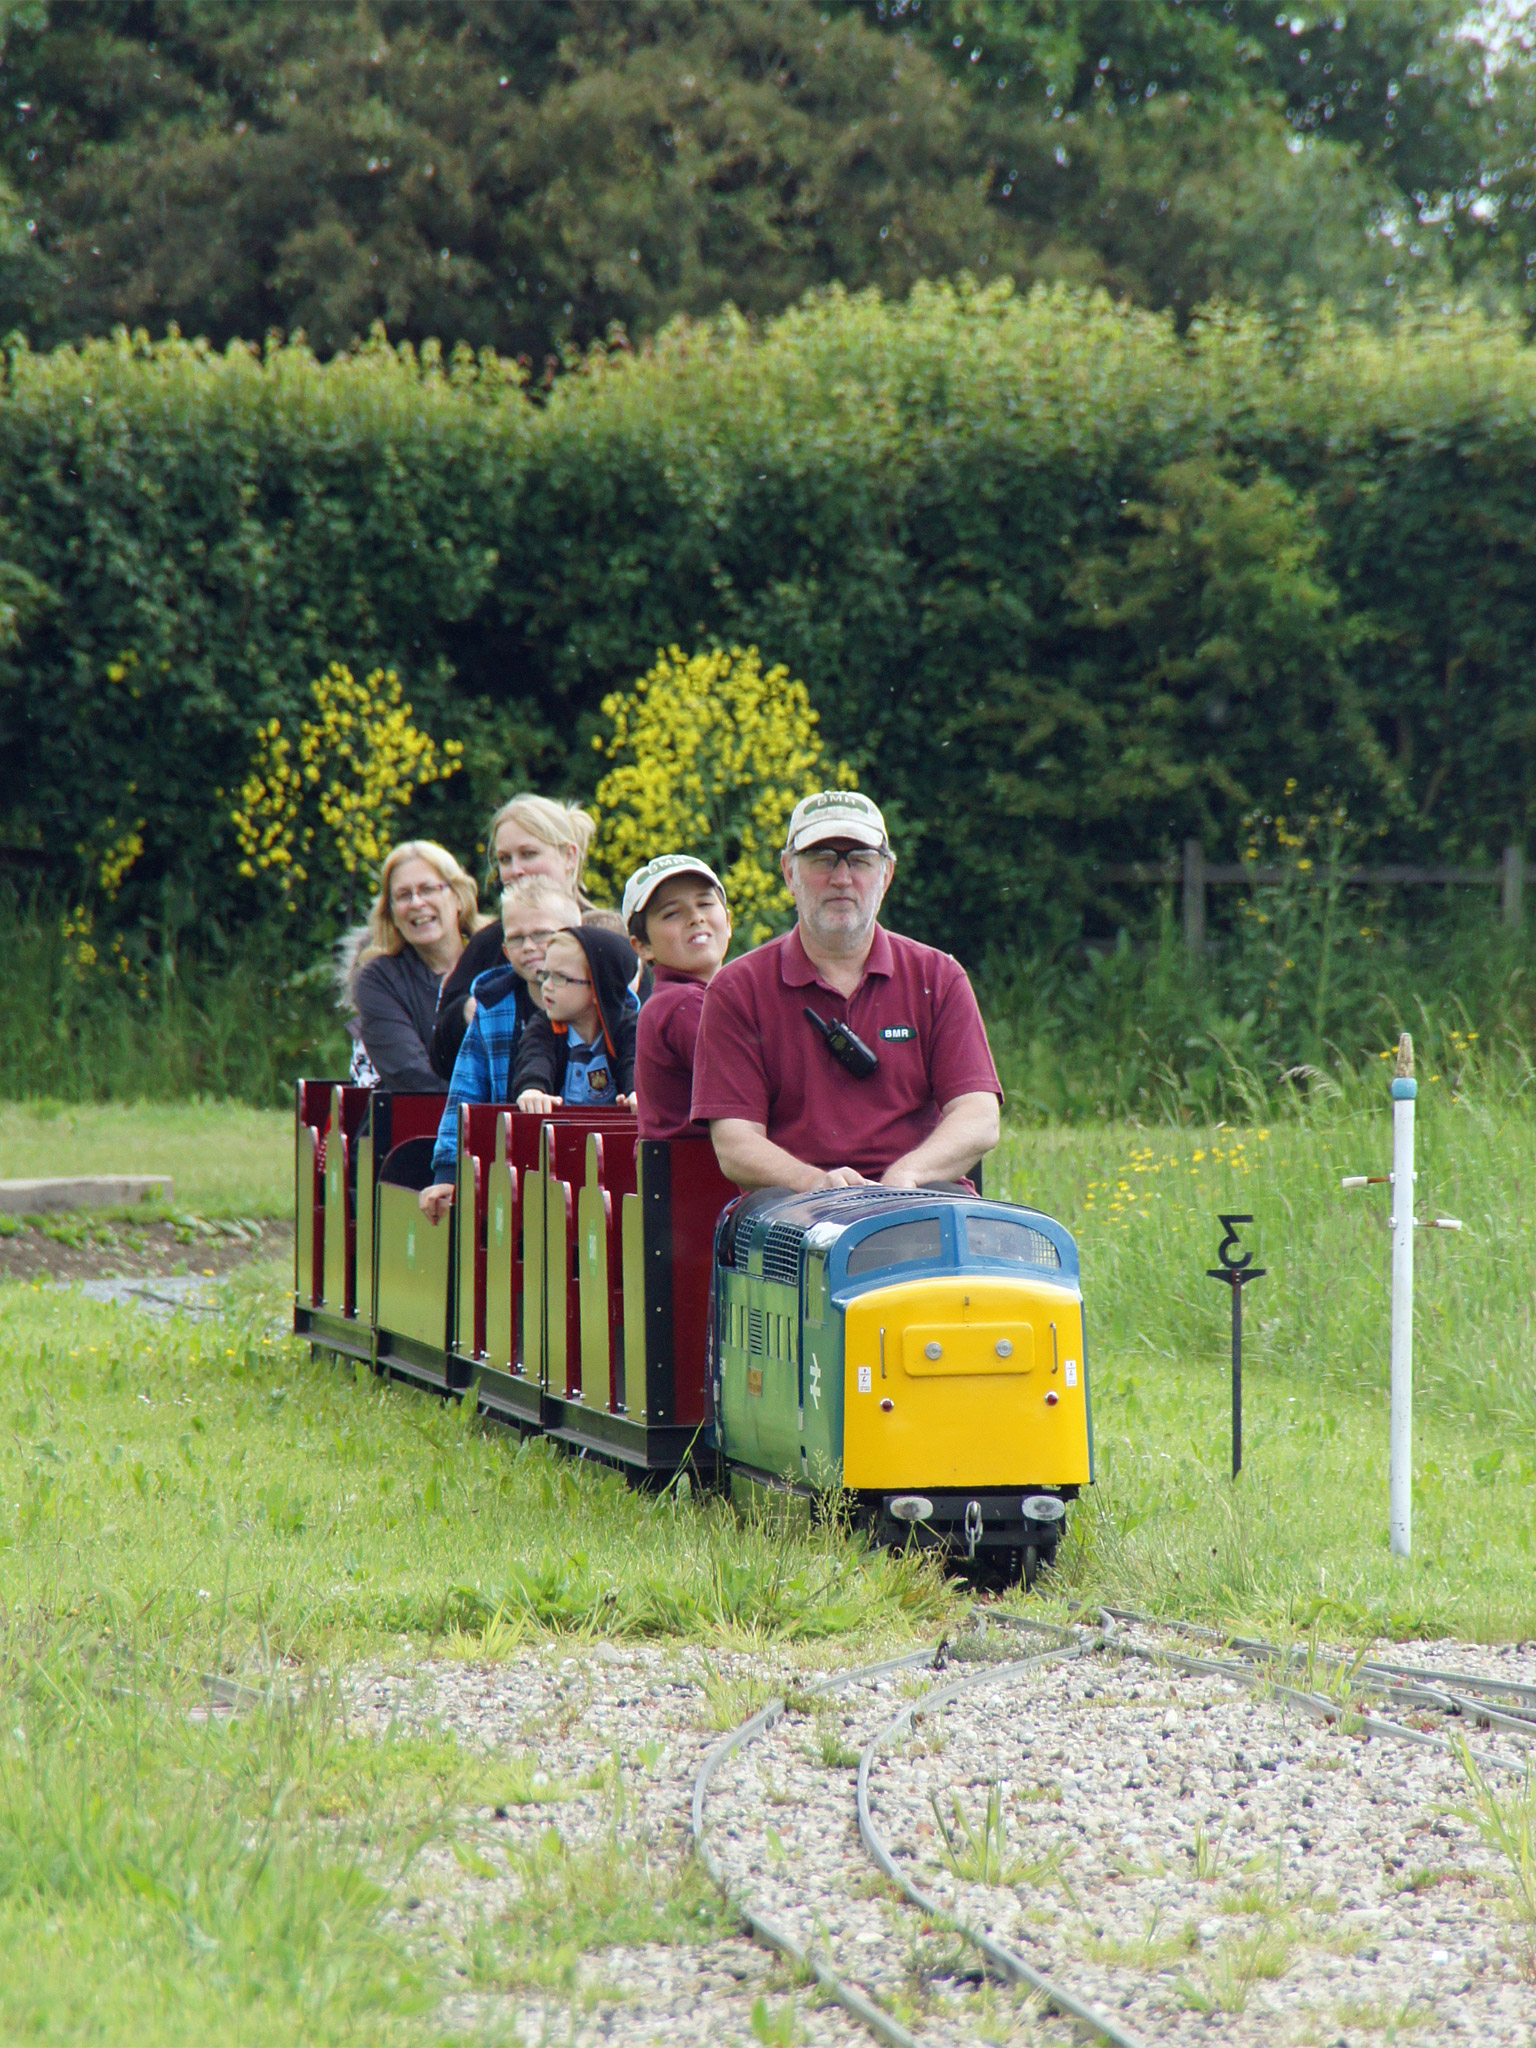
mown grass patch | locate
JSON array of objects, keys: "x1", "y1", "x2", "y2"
[
  {"x1": 0, "y1": 1098, "x2": 293, "y2": 1218},
  {"x1": 0, "y1": 1266, "x2": 948, "y2": 1667}
]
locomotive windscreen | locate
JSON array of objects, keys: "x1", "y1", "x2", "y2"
[
  {"x1": 845, "y1": 1216, "x2": 944, "y2": 1277},
  {"x1": 962, "y1": 1215, "x2": 1061, "y2": 1269}
]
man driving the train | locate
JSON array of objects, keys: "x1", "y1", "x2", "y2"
[{"x1": 691, "y1": 790, "x2": 1002, "y2": 1193}]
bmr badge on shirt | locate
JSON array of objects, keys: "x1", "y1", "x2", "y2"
[{"x1": 880, "y1": 1025, "x2": 915, "y2": 1043}]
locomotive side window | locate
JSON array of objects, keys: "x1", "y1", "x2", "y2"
[
  {"x1": 963, "y1": 1216, "x2": 1061, "y2": 1269},
  {"x1": 845, "y1": 1217, "x2": 944, "y2": 1277}
]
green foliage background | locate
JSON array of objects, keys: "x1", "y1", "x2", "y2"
[
  {"x1": 3, "y1": 281, "x2": 1536, "y2": 958},
  {"x1": 0, "y1": 2, "x2": 1529, "y2": 362}
]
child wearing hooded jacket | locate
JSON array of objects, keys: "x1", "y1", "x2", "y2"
[{"x1": 512, "y1": 925, "x2": 639, "y2": 1112}]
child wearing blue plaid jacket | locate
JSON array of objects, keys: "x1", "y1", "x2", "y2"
[{"x1": 420, "y1": 877, "x2": 579, "y2": 1219}]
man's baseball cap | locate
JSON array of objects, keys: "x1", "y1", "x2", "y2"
[
  {"x1": 784, "y1": 789, "x2": 889, "y2": 854},
  {"x1": 621, "y1": 853, "x2": 726, "y2": 927}
]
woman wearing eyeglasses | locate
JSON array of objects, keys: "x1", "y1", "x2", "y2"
[{"x1": 350, "y1": 841, "x2": 492, "y2": 1093}]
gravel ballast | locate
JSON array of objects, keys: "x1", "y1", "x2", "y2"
[{"x1": 338, "y1": 1619, "x2": 1535, "y2": 2046}]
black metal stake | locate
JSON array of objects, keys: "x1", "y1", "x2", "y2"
[{"x1": 1208, "y1": 1213, "x2": 1265, "y2": 1482}]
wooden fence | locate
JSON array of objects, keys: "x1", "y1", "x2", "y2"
[{"x1": 1102, "y1": 841, "x2": 1526, "y2": 955}]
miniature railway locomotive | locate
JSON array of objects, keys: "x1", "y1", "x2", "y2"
[{"x1": 294, "y1": 1082, "x2": 1092, "y2": 1577}]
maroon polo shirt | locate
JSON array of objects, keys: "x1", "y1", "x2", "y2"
[
  {"x1": 634, "y1": 964, "x2": 711, "y2": 1141},
  {"x1": 691, "y1": 924, "x2": 1001, "y2": 1176}
]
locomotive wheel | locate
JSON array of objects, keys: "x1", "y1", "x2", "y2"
[{"x1": 1022, "y1": 1543, "x2": 1041, "y2": 1589}]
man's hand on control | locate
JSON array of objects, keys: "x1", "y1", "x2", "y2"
[{"x1": 813, "y1": 1166, "x2": 867, "y2": 1189}]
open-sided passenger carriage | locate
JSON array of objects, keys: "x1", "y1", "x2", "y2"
[{"x1": 293, "y1": 1082, "x2": 736, "y2": 1476}]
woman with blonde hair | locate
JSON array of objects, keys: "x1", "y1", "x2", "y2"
[
  {"x1": 351, "y1": 840, "x2": 492, "y2": 1093},
  {"x1": 430, "y1": 794, "x2": 601, "y2": 1078}
]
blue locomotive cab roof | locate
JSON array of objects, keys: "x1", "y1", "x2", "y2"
[
  {"x1": 715, "y1": 1185, "x2": 1078, "y2": 1299},
  {"x1": 828, "y1": 1199, "x2": 1077, "y2": 1297}
]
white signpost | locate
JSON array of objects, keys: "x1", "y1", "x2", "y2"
[{"x1": 1341, "y1": 1032, "x2": 1461, "y2": 1559}]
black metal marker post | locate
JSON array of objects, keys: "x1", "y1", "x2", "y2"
[{"x1": 1207, "y1": 1213, "x2": 1265, "y2": 1480}]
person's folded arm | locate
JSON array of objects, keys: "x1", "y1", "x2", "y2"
[
  {"x1": 879, "y1": 1092, "x2": 1001, "y2": 1190},
  {"x1": 709, "y1": 1119, "x2": 866, "y2": 1192}
]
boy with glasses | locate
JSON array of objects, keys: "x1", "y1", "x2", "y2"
[
  {"x1": 511, "y1": 925, "x2": 639, "y2": 1115},
  {"x1": 418, "y1": 876, "x2": 579, "y2": 1224}
]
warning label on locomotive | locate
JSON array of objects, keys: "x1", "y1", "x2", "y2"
[
  {"x1": 857, "y1": 1365, "x2": 873, "y2": 1393},
  {"x1": 1065, "y1": 1359, "x2": 1078, "y2": 1387}
]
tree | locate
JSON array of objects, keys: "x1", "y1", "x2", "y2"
[
  {"x1": 0, "y1": 0, "x2": 1009, "y2": 359},
  {"x1": 2, "y1": 0, "x2": 1531, "y2": 358},
  {"x1": 838, "y1": 0, "x2": 1534, "y2": 316}
]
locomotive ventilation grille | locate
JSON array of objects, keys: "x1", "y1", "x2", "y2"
[
  {"x1": 760, "y1": 1223, "x2": 806, "y2": 1287},
  {"x1": 1010, "y1": 1226, "x2": 1060, "y2": 1269}
]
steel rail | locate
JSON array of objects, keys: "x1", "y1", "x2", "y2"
[
  {"x1": 856, "y1": 1636, "x2": 1153, "y2": 2048},
  {"x1": 1001, "y1": 1610, "x2": 1533, "y2": 1777},
  {"x1": 1100, "y1": 1607, "x2": 1536, "y2": 1713},
  {"x1": 689, "y1": 1648, "x2": 934, "y2": 2048}
]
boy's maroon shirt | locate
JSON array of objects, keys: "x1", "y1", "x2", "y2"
[
  {"x1": 634, "y1": 962, "x2": 712, "y2": 1140},
  {"x1": 691, "y1": 924, "x2": 1001, "y2": 1176}
]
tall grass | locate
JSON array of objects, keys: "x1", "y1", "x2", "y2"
[
  {"x1": 0, "y1": 887, "x2": 349, "y2": 1108},
  {"x1": 8, "y1": 863, "x2": 1536, "y2": 1119},
  {"x1": 980, "y1": 882, "x2": 1536, "y2": 1124}
]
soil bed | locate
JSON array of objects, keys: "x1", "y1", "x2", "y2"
[{"x1": 0, "y1": 1212, "x2": 291, "y2": 1283}]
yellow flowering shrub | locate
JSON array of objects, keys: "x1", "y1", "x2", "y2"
[
  {"x1": 590, "y1": 646, "x2": 854, "y2": 944},
  {"x1": 231, "y1": 662, "x2": 463, "y2": 912}
]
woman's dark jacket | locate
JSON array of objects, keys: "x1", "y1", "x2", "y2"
[{"x1": 353, "y1": 947, "x2": 449, "y2": 1093}]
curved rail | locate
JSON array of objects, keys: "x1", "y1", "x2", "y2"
[
  {"x1": 689, "y1": 1648, "x2": 934, "y2": 2048},
  {"x1": 694, "y1": 1610, "x2": 1536, "y2": 2048},
  {"x1": 855, "y1": 1636, "x2": 1152, "y2": 2048}
]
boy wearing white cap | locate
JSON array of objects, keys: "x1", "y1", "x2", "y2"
[{"x1": 623, "y1": 854, "x2": 733, "y2": 1140}]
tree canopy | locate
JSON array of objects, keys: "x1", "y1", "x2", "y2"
[{"x1": 0, "y1": 1, "x2": 1531, "y2": 360}]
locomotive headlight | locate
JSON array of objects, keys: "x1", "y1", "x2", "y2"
[{"x1": 889, "y1": 1495, "x2": 934, "y2": 1523}]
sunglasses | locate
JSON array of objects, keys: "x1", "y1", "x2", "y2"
[{"x1": 797, "y1": 848, "x2": 883, "y2": 877}]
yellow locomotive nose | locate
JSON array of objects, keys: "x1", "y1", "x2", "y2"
[{"x1": 841, "y1": 1277, "x2": 1089, "y2": 1492}]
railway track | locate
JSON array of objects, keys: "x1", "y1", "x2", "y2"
[{"x1": 693, "y1": 1610, "x2": 1536, "y2": 2047}]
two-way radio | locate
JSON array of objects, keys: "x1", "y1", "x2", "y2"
[{"x1": 803, "y1": 1006, "x2": 880, "y2": 1080}]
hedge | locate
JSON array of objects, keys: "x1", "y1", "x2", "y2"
[{"x1": 2, "y1": 283, "x2": 1535, "y2": 956}]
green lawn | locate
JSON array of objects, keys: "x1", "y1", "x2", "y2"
[
  {"x1": 0, "y1": 1098, "x2": 293, "y2": 1217},
  {"x1": 2, "y1": 1086, "x2": 1534, "y2": 2041}
]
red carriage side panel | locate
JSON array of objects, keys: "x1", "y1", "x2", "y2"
[{"x1": 661, "y1": 1138, "x2": 738, "y2": 1428}]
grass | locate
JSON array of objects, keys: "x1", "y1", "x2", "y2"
[
  {"x1": 0, "y1": 1268, "x2": 946, "y2": 1661},
  {"x1": 0, "y1": 1264, "x2": 947, "y2": 2043},
  {"x1": 4, "y1": 1052, "x2": 1536, "y2": 2037},
  {"x1": 0, "y1": 1098, "x2": 294, "y2": 1218},
  {"x1": 1453, "y1": 1741, "x2": 1536, "y2": 1960},
  {"x1": 0, "y1": 887, "x2": 350, "y2": 1109},
  {"x1": 989, "y1": 1072, "x2": 1536, "y2": 1641}
]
